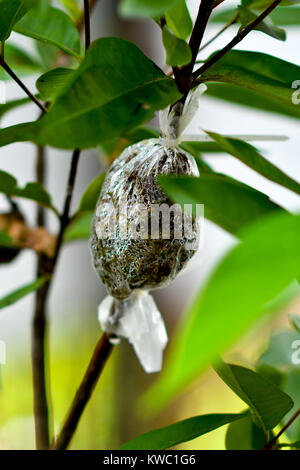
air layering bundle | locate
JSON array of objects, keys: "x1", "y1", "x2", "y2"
[{"x1": 89, "y1": 88, "x2": 206, "y2": 373}]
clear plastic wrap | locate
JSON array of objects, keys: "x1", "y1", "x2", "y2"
[{"x1": 90, "y1": 88, "x2": 206, "y2": 372}]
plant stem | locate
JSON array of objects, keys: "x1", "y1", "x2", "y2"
[
  {"x1": 54, "y1": 334, "x2": 114, "y2": 450},
  {"x1": 84, "y1": 0, "x2": 91, "y2": 50},
  {"x1": 0, "y1": 56, "x2": 47, "y2": 112},
  {"x1": 263, "y1": 408, "x2": 300, "y2": 450},
  {"x1": 32, "y1": 279, "x2": 51, "y2": 449},
  {"x1": 36, "y1": 145, "x2": 46, "y2": 227},
  {"x1": 193, "y1": 0, "x2": 282, "y2": 80},
  {"x1": 77, "y1": 0, "x2": 99, "y2": 33},
  {"x1": 32, "y1": 0, "x2": 93, "y2": 448},
  {"x1": 173, "y1": 0, "x2": 215, "y2": 96}
]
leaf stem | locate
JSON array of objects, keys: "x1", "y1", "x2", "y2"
[
  {"x1": 193, "y1": 0, "x2": 282, "y2": 80},
  {"x1": 54, "y1": 334, "x2": 114, "y2": 450},
  {"x1": 263, "y1": 408, "x2": 300, "y2": 450},
  {"x1": 0, "y1": 56, "x2": 47, "y2": 112}
]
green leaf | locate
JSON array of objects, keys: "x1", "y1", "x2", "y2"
[
  {"x1": 239, "y1": 5, "x2": 286, "y2": 41},
  {"x1": 207, "y1": 132, "x2": 300, "y2": 196},
  {"x1": 290, "y1": 440, "x2": 300, "y2": 449},
  {"x1": 143, "y1": 211, "x2": 300, "y2": 412},
  {"x1": 0, "y1": 277, "x2": 49, "y2": 309},
  {"x1": 0, "y1": 38, "x2": 181, "y2": 150},
  {"x1": 36, "y1": 68, "x2": 74, "y2": 102},
  {"x1": 258, "y1": 331, "x2": 300, "y2": 369},
  {"x1": 78, "y1": 173, "x2": 105, "y2": 213},
  {"x1": 0, "y1": 97, "x2": 31, "y2": 119},
  {"x1": 35, "y1": 41, "x2": 58, "y2": 71},
  {"x1": 255, "y1": 364, "x2": 285, "y2": 389},
  {"x1": 290, "y1": 315, "x2": 300, "y2": 333},
  {"x1": 206, "y1": 82, "x2": 300, "y2": 121},
  {"x1": 215, "y1": 361, "x2": 293, "y2": 430},
  {"x1": 165, "y1": 0, "x2": 193, "y2": 40},
  {"x1": 0, "y1": 43, "x2": 42, "y2": 81},
  {"x1": 0, "y1": 0, "x2": 33, "y2": 41},
  {"x1": 242, "y1": 0, "x2": 300, "y2": 9},
  {"x1": 60, "y1": 0, "x2": 81, "y2": 20},
  {"x1": 212, "y1": 6, "x2": 300, "y2": 26},
  {"x1": 162, "y1": 26, "x2": 192, "y2": 67},
  {"x1": 225, "y1": 415, "x2": 266, "y2": 450},
  {"x1": 0, "y1": 230, "x2": 13, "y2": 247},
  {"x1": 14, "y1": 6, "x2": 81, "y2": 59},
  {"x1": 0, "y1": 170, "x2": 57, "y2": 213},
  {"x1": 121, "y1": 413, "x2": 244, "y2": 450},
  {"x1": 200, "y1": 50, "x2": 300, "y2": 112},
  {"x1": 159, "y1": 174, "x2": 282, "y2": 236},
  {"x1": 119, "y1": 0, "x2": 180, "y2": 18},
  {"x1": 64, "y1": 211, "x2": 93, "y2": 242},
  {"x1": 15, "y1": 182, "x2": 56, "y2": 212}
]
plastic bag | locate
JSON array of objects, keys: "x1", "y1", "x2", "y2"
[{"x1": 90, "y1": 87, "x2": 206, "y2": 372}]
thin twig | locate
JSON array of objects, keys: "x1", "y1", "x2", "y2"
[
  {"x1": 193, "y1": 0, "x2": 282, "y2": 80},
  {"x1": 84, "y1": 0, "x2": 91, "y2": 50},
  {"x1": 0, "y1": 56, "x2": 47, "y2": 112},
  {"x1": 32, "y1": 0, "x2": 92, "y2": 449},
  {"x1": 36, "y1": 145, "x2": 46, "y2": 227},
  {"x1": 76, "y1": 0, "x2": 99, "y2": 33},
  {"x1": 198, "y1": 12, "x2": 239, "y2": 53},
  {"x1": 32, "y1": 279, "x2": 52, "y2": 449},
  {"x1": 263, "y1": 408, "x2": 300, "y2": 450},
  {"x1": 54, "y1": 334, "x2": 114, "y2": 450}
]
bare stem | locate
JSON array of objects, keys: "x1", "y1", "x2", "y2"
[
  {"x1": 173, "y1": 0, "x2": 215, "y2": 96},
  {"x1": 0, "y1": 56, "x2": 47, "y2": 112},
  {"x1": 54, "y1": 334, "x2": 114, "y2": 450},
  {"x1": 32, "y1": 278, "x2": 52, "y2": 449},
  {"x1": 84, "y1": 0, "x2": 91, "y2": 50},
  {"x1": 263, "y1": 408, "x2": 300, "y2": 450},
  {"x1": 193, "y1": 0, "x2": 282, "y2": 80},
  {"x1": 32, "y1": 0, "x2": 93, "y2": 447}
]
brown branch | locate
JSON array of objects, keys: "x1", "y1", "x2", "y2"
[
  {"x1": 31, "y1": 0, "x2": 93, "y2": 447},
  {"x1": 263, "y1": 408, "x2": 300, "y2": 450},
  {"x1": 32, "y1": 279, "x2": 51, "y2": 449},
  {"x1": 76, "y1": 0, "x2": 99, "y2": 33},
  {"x1": 0, "y1": 213, "x2": 56, "y2": 258},
  {"x1": 173, "y1": 0, "x2": 215, "y2": 96},
  {"x1": 0, "y1": 56, "x2": 47, "y2": 113},
  {"x1": 193, "y1": 0, "x2": 283, "y2": 80},
  {"x1": 84, "y1": 0, "x2": 91, "y2": 50},
  {"x1": 54, "y1": 334, "x2": 114, "y2": 450}
]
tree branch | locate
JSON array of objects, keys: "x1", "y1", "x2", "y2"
[
  {"x1": 84, "y1": 0, "x2": 91, "y2": 50},
  {"x1": 54, "y1": 334, "x2": 114, "y2": 450},
  {"x1": 263, "y1": 408, "x2": 300, "y2": 450},
  {"x1": 193, "y1": 0, "x2": 282, "y2": 80},
  {"x1": 0, "y1": 56, "x2": 47, "y2": 113},
  {"x1": 31, "y1": 0, "x2": 93, "y2": 448},
  {"x1": 173, "y1": 0, "x2": 215, "y2": 96}
]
